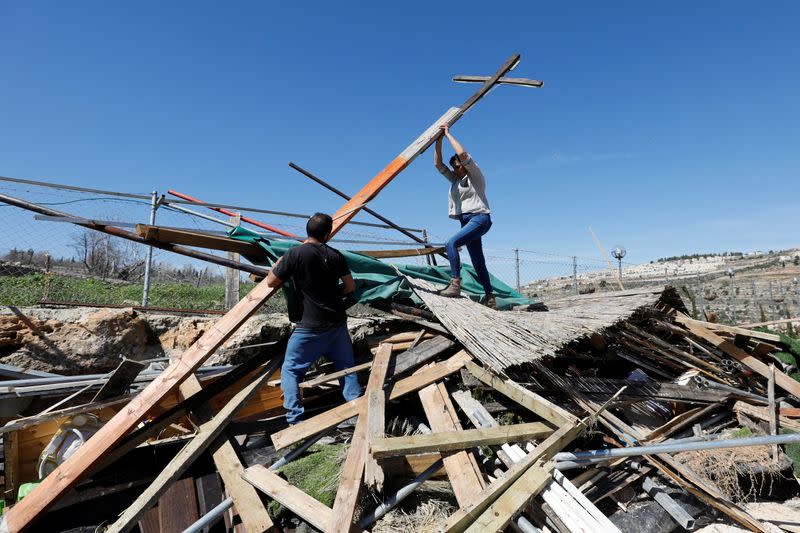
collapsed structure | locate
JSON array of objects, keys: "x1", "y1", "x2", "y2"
[{"x1": 0, "y1": 53, "x2": 799, "y2": 533}]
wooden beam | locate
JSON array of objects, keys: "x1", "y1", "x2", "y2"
[
  {"x1": 365, "y1": 344, "x2": 394, "y2": 491},
  {"x1": 443, "y1": 419, "x2": 590, "y2": 532},
  {"x1": 733, "y1": 401, "x2": 800, "y2": 432},
  {"x1": 330, "y1": 53, "x2": 521, "y2": 233},
  {"x1": 452, "y1": 75, "x2": 543, "y2": 88},
  {"x1": 370, "y1": 422, "x2": 553, "y2": 458},
  {"x1": 179, "y1": 376, "x2": 273, "y2": 533},
  {"x1": 330, "y1": 410, "x2": 370, "y2": 532},
  {"x1": 355, "y1": 247, "x2": 445, "y2": 259},
  {"x1": 270, "y1": 351, "x2": 471, "y2": 451},
  {"x1": 464, "y1": 460, "x2": 554, "y2": 533},
  {"x1": 135, "y1": 224, "x2": 262, "y2": 256},
  {"x1": 465, "y1": 360, "x2": 576, "y2": 426},
  {"x1": 4, "y1": 280, "x2": 283, "y2": 531},
  {"x1": 242, "y1": 465, "x2": 333, "y2": 532},
  {"x1": 419, "y1": 383, "x2": 485, "y2": 508},
  {"x1": 675, "y1": 315, "x2": 800, "y2": 399},
  {"x1": 105, "y1": 357, "x2": 281, "y2": 533},
  {"x1": 679, "y1": 316, "x2": 781, "y2": 342}
]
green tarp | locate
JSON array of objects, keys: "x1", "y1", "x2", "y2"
[{"x1": 229, "y1": 226, "x2": 538, "y2": 311}]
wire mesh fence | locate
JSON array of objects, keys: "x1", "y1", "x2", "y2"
[{"x1": 2, "y1": 176, "x2": 797, "y2": 326}]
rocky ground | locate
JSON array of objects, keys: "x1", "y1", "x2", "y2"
[{"x1": 0, "y1": 305, "x2": 400, "y2": 374}]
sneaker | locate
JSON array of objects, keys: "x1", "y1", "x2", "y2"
[
  {"x1": 485, "y1": 294, "x2": 498, "y2": 310},
  {"x1": 439, "y1": 277, "x2": 462, "y2": 298}
]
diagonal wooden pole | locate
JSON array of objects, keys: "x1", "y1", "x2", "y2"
[{"x1": 3, "y1": 53, "x2": 522, "y2": 532}]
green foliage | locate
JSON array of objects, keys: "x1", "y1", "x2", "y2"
[
  {"x1": 269, "y1": 444, "x2": 346, "y2": 519},
  {"x1": 679, "y1": 285, "x2": 698, "y2": 319},
  {"x1": 0, "y1": 272, "x2": 287, "y2": 312},
  {"x1": 780, "y1": 429, "x2": 800, "y2": 477},
  {"x1": 730, "y1": 426, "x2": 753, "y2": 439}
]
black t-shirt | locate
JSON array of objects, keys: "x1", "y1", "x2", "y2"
[{"x1": 271, "y1": 242, "x2": 351, "y2": 329}]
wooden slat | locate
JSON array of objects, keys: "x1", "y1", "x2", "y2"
[
  {"x1": 443, "y1": 420, "x2": 588, "y2": 532},
  {"x1": 242, "y1": 465, "x2": 333, "y2": 532},
  {"x1": 135, "y1": 224, "x2": 262, "y2": 256},
  {"x1": 270, "y1": 351, "x2": 471, "y2": 451},
  {"x1": 675, "y1": 315, "x2": 800, "y2": 399},
  {"x1": 5, "y1": 281, "x2": 283, "y2": 530},
  {"x1": 106, "y1": 358, "x2": 281, "y2": 533},
  {"x1": 464, "y1": 460, "x2": 554, "y2": 533},
  {"x1": 465, "y1": 360, "x2": 576, "y2": 426},
  {"x1": 179, "y1": 376, "x2": 273, "y2": 532},
  {"x1": 330, "y1": 407, "x2": 368, "y2": 533},
  {"x1": 364, "y1": 344, "x2": 394, "y2": 491},
  {"x1": 355, "y1": 247, "x2": 445, "y2": 259},
  {"x1": 370, "y1": 422, "x2": 553, "y2": 458},
  {"x1": 419, "y1": 383, "x2": 485, "y2": 507}
]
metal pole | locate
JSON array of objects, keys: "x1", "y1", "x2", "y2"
[
  {"x1": 572, "y1": 256, "x2": 578, "y2": 295},
  {"x1": 141, "y1": 191, "x2": 158, "y2": 306},
  {"x1": 422, "y1": 229, "x2": 436, "y2": 266},
  {"x1": 751, "y1": 280, "x2": 758, "y2": 322},
  {"x1": 794, "y1": 278, "x2": 799, "y2": 317},
  {"x1": 642, "y1": 477, "x2": 695, "y2": 530},
  {"x1": 514, "y1": 248, "x2": 521, "y2": 292},
  {"x1": 289, "y1": 162, "x2": 446, "y2": 261},
  {"x1": 729, "y1": 274, "x2": 736, "y2": 324},
  {"x1": 778, "y1": 282, "x2": 786, "y2": 319},
  {"x1": 554, "y1": 432, "x2": 800, "y2": 464},
  {"x1": 618, "y1": 258, "x2": 623, "y2": 286},
  {"x1": 664, "y1": 267, "x2": 668, "y2": 287}
]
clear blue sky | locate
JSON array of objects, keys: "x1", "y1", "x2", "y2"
[{"x1": 1, "y1": 1, "x2": 798, "y2": 264}]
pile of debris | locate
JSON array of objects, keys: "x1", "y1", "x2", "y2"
[{"x1": 1, "y1": 283, "x2": 800, "y2": 532}]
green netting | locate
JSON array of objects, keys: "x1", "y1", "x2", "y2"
[{"x1": 228, "y1": 226, "x2": 538, "y2": 311}]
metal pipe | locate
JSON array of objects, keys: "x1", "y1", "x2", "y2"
[
  {"x1": 168, "y1": 189, "x2": 298, "y2": 238},
  {"x1": 357, "y1": 458, "x2": 445, "y2": 528},
  {"x1": 554, "y1": 432, "x2": 800, "y2": 463},
  {"x1": 141, "y1": 191, "x2": 159, "y2": 306},
  {"x1": 0, "y1": 192, "x2": 270, "y2": 277},
  {"x1": 181, "y1": 497, "x2": 233, "y2": 533},
  {"x1": 289, "y1": 163, "x2": 445, "y2": 260}
]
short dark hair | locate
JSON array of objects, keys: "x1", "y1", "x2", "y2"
[
  {"x1": 306, "y1": 212, "x2": 333, "y2": 241},
  {"x1": 449, "y1": 154, "x2": 461, "y2": 168}
]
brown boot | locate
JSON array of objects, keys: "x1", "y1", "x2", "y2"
[
  {"x1": 484, "y1": 294, "x2": 497, "y2": 310},
  {"x1": 439, "y1": 277, "x2": 462, "y2": 298}
]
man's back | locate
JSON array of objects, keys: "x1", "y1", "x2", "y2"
[{"x1": 272, "y1": 242, "x2": 350, "y2": 329}]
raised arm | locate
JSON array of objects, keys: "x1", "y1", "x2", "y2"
[
  {"x1": 434, "y1": 133, "x2": 445, "y2": 169},
  {"x1": 442, "y1": 124, "x2": 468, "y2": 162}
]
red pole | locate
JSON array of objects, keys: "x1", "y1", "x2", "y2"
[{"x1": 167, "y1": 189, "x2": 299, "y2": 239}]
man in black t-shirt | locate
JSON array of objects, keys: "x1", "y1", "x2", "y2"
[{"x1": 266, "y1": 213, "x2": 362, "y2": 425}]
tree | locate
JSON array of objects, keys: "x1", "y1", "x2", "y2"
[{"x1": 71, "y1": 229, "x2": 145, "y2": 280}]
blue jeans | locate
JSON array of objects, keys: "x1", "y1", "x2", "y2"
[
  {"x1": 281, "y1": 324, "x2": 363, "y2": 424},
  {"x1": 446, "y1": 213, "x2": 493, "y2": 295}
]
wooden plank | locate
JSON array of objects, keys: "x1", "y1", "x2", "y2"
[
  {"x1": 329, "y1": 53, "x2": 521, "y2": 233},
  {"x1": 91, "y1": 359, "x2": 145, "y2": 402},
  {"x1": 355, "y1": 247, "x2": 445, "y2": 259},
  {"x1": 681, "y1": 316, "x2": 781, "y2": 342},
  {"x1": 675, "y1": 316, "x2": 800, "y2": 399},
  {"x1": 443, "y1": 421, "x2": 586, "y2": 532},
  {"x1": 4, "y1": 280, "x2": 283, "y2": 530},
  {"x1": 330, "y1": 407, "x2": 368, "y2": 533},
  {"x1": 270, "y1": 351, "x2": 471, "y2": 451},
  {"x1": 419, "y1": 383, "x2": 485, "y2": 508},
  {"x1": 105, "y1": 357, "x2": 281, "y2": 533},
  {"x1": 157, "y1": 477, "x2": 199, "y2": 532},
  {"x1": 3, "y1": 430, "x2": 19, "y2": 507},
  {"x1": 464, "y1": 460, "x2": 554, "y2": 533},
  {"x1": 135, "y1": 224, "x2": 262, "y2": 256},
  {"x1": 179, "y1": 376, "x2": 273, "y2": 532},
  {"x1": 242, "y1": 465, "x2": 333, "y2": 532},
  {"x1": 465, "y1": 360, "x2": 576, "y2": 426},
  {"x1": 370, "y1": 422, "x2": 553, "y2": 458},
  {"x1": 733, "y1": 401, "x2": 800, "y2": 432},
  {"x1": 364, "y1": 344, "x2": 394, "y2": 491},
  {"x1": 224, "y1": 214, "x2": 243, "y2": 310}
]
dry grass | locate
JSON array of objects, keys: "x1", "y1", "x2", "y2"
[
  {"x1": 676, "y1": 431, "x2": 785, "y2": 502},
  {"x1": 372, "y1": 499, "x2": 455, "y2": 533}
]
